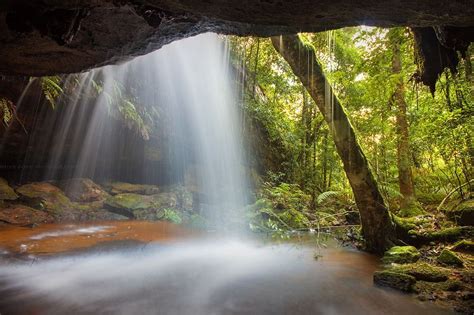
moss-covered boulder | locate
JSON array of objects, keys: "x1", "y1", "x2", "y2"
[
  {"x1": 106, "y1": 182, "x2": 160, "y2": 195},
  {"x1": 390, "y1": 262, "x2": 449, "y2": 282},
  {"x1": 16, "y1": 182, "x2": 73, "y2": 214},
  {"x1": 0, "y1": 177, "x2": 18, "y2": 201},
  {"x1": 105, "y1": 192, "x2": 177, "y2": 219},
  {"x1": 56, "y1": 178, "x2": 109, "y2": 202},
  {"x1": 398, "y1": 201, "x2": 426, "y2": 217},
  {"x1": 437, "y1": 249, "x2": 464, "y2": 267},
  {"x1": 446, "y1": 199, "x2": 474, "y2": 226},
  {"x1": 373, "y1": 271, "x2": 416, "y2": 292},
  {"x1": 0, "y1": 204, "x2": 53, "y2": 225},
  {"x1": 451, "y1": 239, "x2": 474, "y2": 254},
  {"x1": 382, "y1": 246, "x2": 421, "y2": 264}
]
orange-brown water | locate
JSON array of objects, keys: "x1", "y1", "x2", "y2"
[
  {"x1": 0, "y1": 221, "x2": 453, "y2": 315},
  {"x1": 0, "y1": 221, "x2": 195, "y2": 256}
]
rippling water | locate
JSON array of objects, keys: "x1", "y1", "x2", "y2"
[{"x1": 0, "y1": 222, "x2": 452, "y2": 315}]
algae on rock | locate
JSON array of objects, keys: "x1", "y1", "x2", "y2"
[{"x1": 382, "y1": 246, "x2": 420, "y2": 264}]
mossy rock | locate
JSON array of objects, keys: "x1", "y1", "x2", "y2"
[
  {"x1": 415, "y1": 279, "x2": 464, "y2": 295},
  {"x1": 106, "y1": 182, "x2": 160, "y2": 195},
  {"x1": 0, "y1": 204, "x2": 53, "y2": 225},
  {"x1": 437, "y1": 249, "x2": 464, "y2": 267},
  {"x1": 446, "y1": 199, "x2": 474, "y2": 226},
  {"x1": 390, "y1": 262, "x2": 449, "y2": 282},
  {"x1": 398, "y1": 201, "x2": 426, "y2": 217},
  {"x1": 0, "y1": 177, "x2": 18, "y2": 201},
  {"x1": 105, "y1": 192, "x2": 177, "y2": 219},
  {"x1": 16, "y1": 182, "x2": 73, "y2": 214},
  {"x1": 451, "y1": 239, "x2": 474, "y2": 254},
  {"x1": 382, "y1": 246, "x2": 420, "y2": 264},
  {"x1": 373, "y1": 271, "x2": 416, "y2": 292}
]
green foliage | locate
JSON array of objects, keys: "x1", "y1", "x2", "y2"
[
  {"x1": 316, "y1": 191, "x2": 339, "y2": 205},
  {"x1": 0, "y1": 97, "x2": 13, "y2": 127},
  {"x1": 161, "y1": 208, "x2": 182, "y2": 224},
  {"x1": 40, "y1": 76, "x2": 63, "y2": 108},
  {"x1": 246, "y1": 178, "x2": 311, "y2": 235}
]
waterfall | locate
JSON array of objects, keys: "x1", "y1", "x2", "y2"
[{"x1": 8, "y1": 33, "x2": 248, "y2": 227}]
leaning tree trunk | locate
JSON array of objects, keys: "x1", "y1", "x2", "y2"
[
  {"x1": 390, "y1": 29, "x2": 417, "y2": 213},
  {"x1": 272, "y1": 35, "x2": 396, "y2": 253}
]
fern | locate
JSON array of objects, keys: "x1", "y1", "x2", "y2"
[
  {"x1": 40, "y1": 76, "x2": 63, "y2": 108},
  {"x1": 0, "y1": 97, "x2": 13, "y2": 127},
  {"x1": 317, "y1": 191, "x2": 339, "y2": 204}
]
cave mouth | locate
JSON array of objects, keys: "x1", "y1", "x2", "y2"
[{"x1": 0, "y1": 2, "x2": 473, "y2": 314}]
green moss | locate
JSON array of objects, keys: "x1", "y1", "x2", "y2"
[
  {"x1": 415, "y1": 279, "x2": 464, "y2": 294},
  {"x1": 398, "y1": 201, "x2": 426, "y2": 217},
  {"x1": 451, "y1": 239, "x2": 474, "y2": 253},
  {"x1": 446, "y1": 199, "x2": 474, "y2": 226},
  {"x1": 390, "y1": 262, "x2": 449, "y2": 282},
  {"x1": 437, "y1": 249, "x2": 464, "y2": 267},
  {"x1": 373, "y1": 271, "x2": 416, "y2": 292},
  {"x1": 424, "y1": 227, "x2": 472, "y2": 242},
  {"x1": 382, "y1": 246, "x2": 420, "y2": 264},
  {"x1": 0, "y1": 177, "x2": 18, "y2": 201}
]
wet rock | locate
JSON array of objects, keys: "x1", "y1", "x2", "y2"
[
  {"x1": 106, "y1": 182, "x2": 160, "y2": 195},
  {"x1": 437, "y1": 249, "x2": 464, "y2": 267},
  {"x1": 56, "y1": 178, "x2": 109, "y2": 202},
  {"x1": 0, "y1": 1, "x2": 473, "y2": 77},
  {"x1": 16, "y1": 182, "x2": 73, "y2": 214},
  {"x1": 389, "y1": 262, "x2": 450, "y2": 282},
  {"x1": 446, "y1": 199, "x2": 474, "y2": 226},
  {"x1": 390, "y1": 262, "x2": 450, "y2": 282},
  {"x1": 0, "y1": 177, "x2": 18, "y2": 201},
  {"x1": 373, "y1": 271, "x2": 416, "y2": 292},
  {"x1": 0, "y1": 204, "x2": 53, "y2": 225},
  {"x1": 104, "y1": 192, "x2": 177, "y2": 219},
  {"x1": 382, "y1": 246, "x2": 420, "y2": 264}
]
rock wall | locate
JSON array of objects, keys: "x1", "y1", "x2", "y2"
[{"x1": 0, "y1": 1, "x2": 472, "y2": 76}]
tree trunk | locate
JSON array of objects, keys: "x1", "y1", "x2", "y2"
[
  {"x1": 272, "y1": 35, "x2": 396, "y2": 253},
  {"x1": 390, "y1": 30, "x2": 417, "y2": 212}
]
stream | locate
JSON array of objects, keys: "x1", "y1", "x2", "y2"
[{"x1": 0, "y1": 221, "x2": 453, "y2": 315}]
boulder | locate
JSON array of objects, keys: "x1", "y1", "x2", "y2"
[
  {"x1": 104, "y1": 192, "x2": 177, "y2": 219},
  {"x1": 0, "y1": 204, "x2": 53, "y2": 225},
  {"x1": 446, "y1": 199, "x2": 474, "y2": 226},
  {"x1": 437, "y1": 249, "x2": 464, "y2": 267},
  {"x1": 106, "y1": 182, "x2": 160, "y2": 195},
  {"x1": 16, "y1": 182, "x2": 73, "y2": 214},
  {"x1": 451, "y1": 240, "x2": 474, "y2": 254},
  {"x1": 0, "y1": 177, "x2": 18, "y2": 201},
  {"x1": 56, "y1": 178, "x2": 109, "y2": 202},
  {"x1": 390, "y1": 262, "x2": 450, "y2": 282},
  {"x1": 373, "y1": 271, "x2": 416, "y2": 292},
  {"x1": 382, "y1": 246, "x2": 421, "y2": 264}
]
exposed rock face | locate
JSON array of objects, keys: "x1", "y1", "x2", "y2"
[
  {"x1": 0, "y1": 204, "x2": 53, "y2": 225},
  {"x1": 56, "y1": 178, "x2": 109, "y2": 202},
  {"x1": 0, "y1": 1, "x2": 473, "y2": 76},
  {"x1": 16, "y1": 182, "x2": 74, "y2": 214}
]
